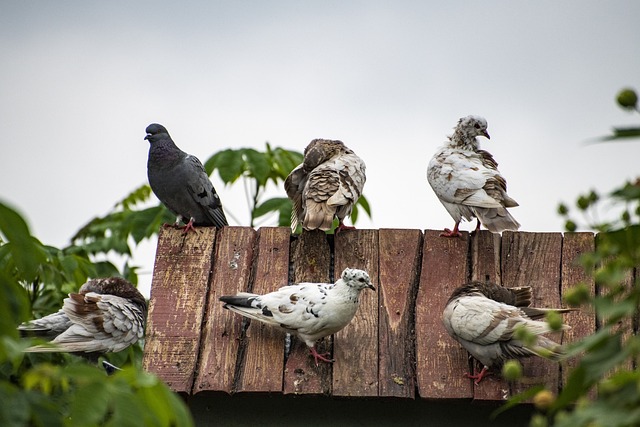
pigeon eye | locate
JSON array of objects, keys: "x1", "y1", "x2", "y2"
[
  {"x1": 358, "y1": 277, "x2": 365, "y2": 282},
  {"x1": 474, "y1": 123, "x2": 480, "y2": 129}
]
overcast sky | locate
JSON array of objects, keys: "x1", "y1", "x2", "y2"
[{"x1": 2, "y1": 1, "x2": 640, "y2": 297}]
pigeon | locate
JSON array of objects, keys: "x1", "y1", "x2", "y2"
[
  {"x1": 145, "y1": 123, "x2": 228, "y2": 233},
  {"x1": 285, "y1": 139, "x2": 366, "y2": 233},
  {"x1": 219, "y1": 268, "x2": 375, "y2": 365},
  {"x1": 442, "y1": 281, "x2": 574, "y2": 384},
  {"x1": 427, "y1": 116, "x2": 520, "y2": 237},
  {"x1": 19, "y1": 277, "x2": 147, "y2": 359}
]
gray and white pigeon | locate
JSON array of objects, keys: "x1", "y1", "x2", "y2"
[
  {"x1": 442, "y1": 281, "x2": 574, "y2": 384},
  {"x1": 19, "y1": 277, "x2": 147, "y2": 359},
  {"x1": 284, "y1": 139, "x2": 366, "y2": 233},
  {"x1": 145, "y1": 123, "x2": 228, "y2": 233},
  {"x1": 427, "y1": 116, "x2": 520, "y2": 237},
  {"x1": 219, "y1": 268, "x2": 375, "y2": 365}
]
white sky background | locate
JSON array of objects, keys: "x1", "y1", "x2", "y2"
[{"x1": 2, "y1": 1, "x2": 640, "y2": 297}]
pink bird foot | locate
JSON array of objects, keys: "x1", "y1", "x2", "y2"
[
  {"x1": 465, "y1": 366, "x2": 490, "y2": 384},
  {"x1": 310, "y1": 346, "x2": 334, "y2": 365}
]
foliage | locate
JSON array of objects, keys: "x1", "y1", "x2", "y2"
[
  {"x1": 507, "y1": 89, "x2": 640, "y2": 427},
  {"x1": 0, "y1": 201, "x2": 193, "y2": 427},
  {"x1": 597, "y1": 87, "x2": 640, "y2": 141}
]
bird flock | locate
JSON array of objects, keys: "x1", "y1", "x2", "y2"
[{"x1": 18, "y1": 116, "x2": 574, "y2": 384}]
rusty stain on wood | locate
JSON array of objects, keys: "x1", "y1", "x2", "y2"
[
  {"x1": 416, "y1": 230, "x2": 472, "y2": 399},
  {"x1": 142, "y1": 226, "x2": 217, "y2": 393},
  {"x1": 333, "y1": 229, "x2": 380, "y2": 397},
  {"x1": 192, "y1": 227, "x2": 257, "y2": 394},
  {"x1": 142, "y1": 227, "x2": 603, "y2": 401},
  {"x1": 236, "y1": 227, "x2": 291, "y2": 393},
  {"x1": 377, "y1": 229, "x2": 422, "y2": 398}
]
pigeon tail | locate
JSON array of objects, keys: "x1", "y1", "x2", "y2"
[
  {"x1": 303, "y1": 200, "x2": 335, "y2": 231},
  {"x1": 473, "y1": 207, "x2": 520, "y2": 233}
]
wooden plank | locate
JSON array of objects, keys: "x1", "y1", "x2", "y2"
[
  {"x1": 142, "y1": 226, "x2": 216, "y2": 393},
  {"x1": 470, "y1": 230, "x2": 510, "y2": 401},
  {"x1": 236, "y1": 227, "x2": 291, "y2": 393},
  {"x1": 192, "y1": 226, "x2": 257, "y2": 395},
  {"x1": 332, "y1": 229, "x2": 380, "y2": 397},
  {"x1": 560, "y1": 232, "x2": 595, "y2": 393},
  {"x1": 501, "y1": 231, "x2": 563, "y2": 395},
  {"x1": 283, "y1": 230, "x2": 332, "y2": 395},
  {"x1": 377, "y1": 229, "x2": 422, "y2": 398},
  {"x1": 416, "y1": 230, "x2": 472, "y2": 399}
]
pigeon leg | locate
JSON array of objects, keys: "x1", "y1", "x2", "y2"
[
  {"x1": 440, "y1": 222, "x2": 462, "y2": 238},
  {"x1": 309, "y1": 346, "x2": 334, "y2": 365},
  {"x1": 181, "y1": 218, "x2": 198, "y2": 234},
  {"x1": 335, "y1": 220, "x2": 356, "y2": 234},
  {"x1": 465, "y1": 365, "x2": 490, "y2": 384}
]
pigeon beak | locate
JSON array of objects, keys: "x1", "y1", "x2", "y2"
[
  {"x1": 368, "y1": 284, "x2": 376, "y2": 291},
  {"x1": 144, "y1": 133, "x2": 151, "y2": 140},
  {"x1": 482, "y1": 130, "x2": 490, "y2": 139}
]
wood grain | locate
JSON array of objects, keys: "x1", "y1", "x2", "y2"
[
  {"x1": 377, "y1": 229, "x2": 422, "y2": 398},
  {"x1": 501, "y1": 231, "x2": 563, "y2": 395},
  {"x1": 192, "y1": 227, "x2": 257, "y2": 394},
  {"x1": 416, "y1": 230, "x2": 472, "y2": 399},
  {"x1": 560, "y1": 232, "x2": 595, "y2": 392},
  {"x1": 236, "y1": 227, "x2": 291, "y2": 393},
  {"x1": 332, "y1": 229, "x2": 379, "y2": 397},
  {"x1": 470, "y1": 230, "x2": 510, "y2": 401},
  {"x1": 283, "y1": 230, "x2": 332, "y2": 395},
  {"x1": 142, "y1": 226, "x2": 216, "y2": 393}
]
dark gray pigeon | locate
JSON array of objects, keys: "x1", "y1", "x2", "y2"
[
  {"x1": 145, "y1": 123, "x2": 228, "y2": 232},
  {"x1": 442, "y1": 281, "x2": 574, "y2": 384},
  {"x1": 19, "y1": 277, "x2": 147, "y2": 361}
]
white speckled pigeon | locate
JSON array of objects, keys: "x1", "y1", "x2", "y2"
[
  {"x1": 219, "y1": 268, "x2": 375, "y2": 365},
  {"x1": 19, "y1": 277, "x2": 147, "y2": 359},
  {"x1": 442, "y1": 281, "x2": 574, "y2": 384},
  {"x1": 427, "y1": 116, "x2": 520, "y2": 237},
  {"x1": 284, "y1": 139, "x2": 366, "y2": 233},
  {"x1": 145, "y1": 123, "x2": 228, "y2": 232}
]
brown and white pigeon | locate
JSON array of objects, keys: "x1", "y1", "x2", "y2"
[
  {"x1": 442, "y1": 281, "x2": 573, "y2": 384},
  {"x1": 19, "y1": 277, "x2": 147, "y2": 359},
  {"x1": 219, "y1": 268, "x2": 375, "y2": 365},
  {"x1": 145, "y1": 123, "x2": 228, "y2": 233},
  {"x1": 284, "y1": 139, "x2": 366, "y2": 233},
  {"x1": 427, "y1": 116, "x2": 520, "y2": 237}
]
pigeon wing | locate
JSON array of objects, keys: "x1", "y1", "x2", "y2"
[
  {"x1": 428, "y1": 149, "x2": 503, "y2": 209},
  {"x1": 28, "y1": 292, "x2": 146, "y2": 353},
  {"x1": 185, "y1": 155, "x2": 228, "y2": 227}
]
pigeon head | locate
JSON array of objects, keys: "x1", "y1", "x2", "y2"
[
  {"x1": 144, "y1": 123, "x2": 170, "y2": 143},
  {"x1": 340, "y1": 268, "x2": 376, "y2": 291},
  {"x1": 457, "y1": 115, "x2": 490, "y2": 140}
]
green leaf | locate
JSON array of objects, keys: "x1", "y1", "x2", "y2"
[
  {"x1": 206, "y1": 149, "x2": 244, "y2": 183},
  {"x1": 253, "y1": 197, "x2": 291, "y2": 220},
  {"x1": 243, "y1": 148, "x2": 271, "y2": 186}
]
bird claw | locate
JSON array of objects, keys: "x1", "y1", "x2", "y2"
[
  {"x1": 310, "y1": 347, "x2": 334, "y2": 365},
  {"x1": 180, "y1": 218, "x2": 198, "y2": 234},
  {"x1": 465, "y1": 366, "x2": 490, "y2": 384},
  {"x1": 440, "y1": 228, "x2": 462, "y2": 238},
  {"x1": 335, "y1": 222, "x2": 356, "y2": 234}
]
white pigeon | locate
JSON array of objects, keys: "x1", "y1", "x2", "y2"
[
  {"x1": 19, "y1": 277, "x2": 147, "y2": 358},
  {"x1": 442, "y1": 281, "x2": 573, "y2": 384},
  {"x1": 427, "y1": 115, "x2": 520, "y2": 237},
  {"x1": 219, "y1": 268, "x2": 375, "y2": 365},
  {"x1": 285, "y1": 139, "x2": 366, "y2": 233}
]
